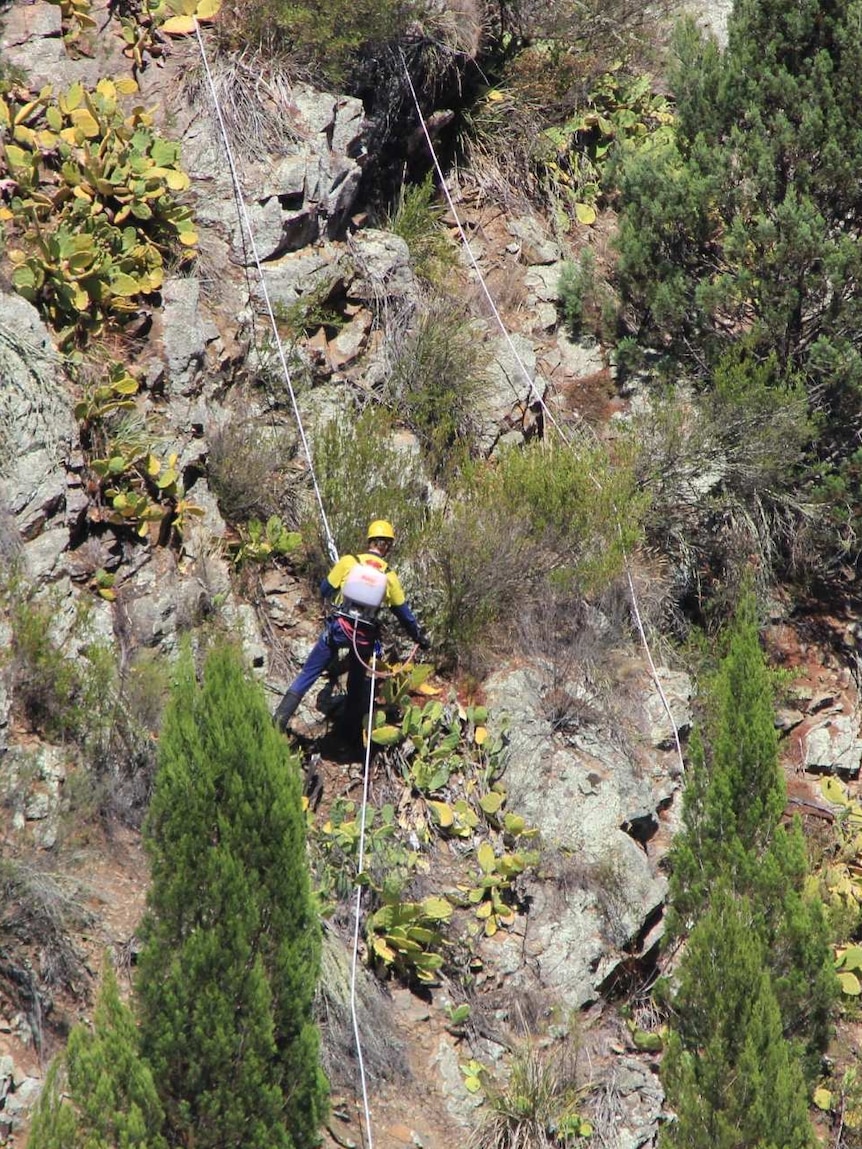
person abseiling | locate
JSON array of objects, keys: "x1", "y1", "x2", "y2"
[{"x1": 274, "y1": 519, "x2": 430, "y2": 739}]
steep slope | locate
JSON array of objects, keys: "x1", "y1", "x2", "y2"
[{"x1": 1, "y1": 2, "x2": 861, "y2": 1147}]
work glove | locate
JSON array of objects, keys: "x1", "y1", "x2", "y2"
[{"x1": 416, "y1": 629, "x2": 431, "y2": 651}]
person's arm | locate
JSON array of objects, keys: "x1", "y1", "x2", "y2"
[{"x1": 390, "y1": 602, "x2": 430, "y2": 648}]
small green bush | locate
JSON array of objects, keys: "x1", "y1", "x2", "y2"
[
  {"x1": 388, "y1": 175, "x2": 456, "y2": 285},
  {"x1": 417, "y1": 496, "x2": 535, "y2": 675},
  {"x1": 216, "y1": 0, "x2": 417, "y2": 85},
  {"x1": 0, "y1": 859, "x2": 93, "y2": 997},
  {"x1": 6, "y1": 592, "x2": 89, "y2": 743},
  {"x1": 629, "y1": 345, "x2": 816, "y2": 606},
  {"x1": 415, "y1": 440, "x2": 648, "y2": 671},
  {"x1": 311, "y1": 405, "x2": 430, "y2": 568},
  {"x1": 558, "y1": 249, "x2": 618, "y2": 342},
  {"x1": 28, "y1": 960, "x2": 167, "y2": 1149},
  {"x1": 558, "y1": 255, "x2": 593, "y2": 338},
  {"x1": 491, "y1": 439, "x2": 648, "y2": 591},
  {"x1": 385, "y1": 295, "x2": 490, "y2": 477},
  {"x1": 2, "y1": 578, "x2": 163, "y2": 825},
  {"x1": 275, "y1": 278, "x2": 344, "y2": 343}
]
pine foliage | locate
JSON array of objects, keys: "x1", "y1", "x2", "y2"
[
  {"x1": 667, "y1": 588, "x2": 785, "y2": 923},
  {"x1": 615, "y1": 0, "x2": 862, "y2": 561},
  {"x1": 28, "y1": 962, "x2": 166, "y2": 1149},
  {"x1": 661, "y1": 587, "x2": 836, "y2": 1143},
  {"x1": 660, "y1": 888, "x2": 814, "y2": 1149},
  {"x1": 136, "y1": 643, "x2": 328, "y2": 1149}
]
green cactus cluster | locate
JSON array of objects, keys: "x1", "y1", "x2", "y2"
[
  {"x1": 91, "y1": 445, "x2": 204, "y2": 540},
  {"x1": 814, "y1": 1067, "x2": 862, "y2": 1133},
  {"x1": 311, "y1": 800, "x2": 449, "y2": 982},
  {"x1": 367, "y1": 895, "x2": 453, "y2": 984},
  {"x1": 817, "y1": 776, "x2": 862, "y2": 916},
  {"x1": 459, "y1": 831, "x2": 540, "y2": 938},
  {"x1": 0, "y1": 77, "x2": 196, "y2": 348},
  {"x1": 74, "y1": 363, "x2": 204, "y2": 542},
  {"x1": 230, "y1": 516, "x2": 302, "y2": 566},
  {"x1": 312, "y1": 799, "x2": 420, "y2": 907},
  {"x1": 113, "y1": 0, "x2": 221, "y2": 72},
  {"x1": 45, "y1": 0, "x2": 97, "y2": 44},
  {"x1": 537, "y1": 67, "x2": 675, "y2": 228},
  {"x1": 815, "y1": 776, "x2": 862, "y2": 998},
  {"x1": 307, "y1": 685, "x2": 538, "y2": 982},
  {"x1": 74, "y1": 363, "x2": 140, "y2": 425},
  {"x1": 371, "y1": 699, "x2": 507, "y2": 797},
  {"x1": 368, "y1": 690, "x2": 538, "y2": 938}
]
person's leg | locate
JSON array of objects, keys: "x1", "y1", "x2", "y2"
[
  {"x1": 275, "y1": 629, "x2": 337, "y2": 730},
  {"x1": 341, "y1": 632, "x2": 376, "y2": 744}
]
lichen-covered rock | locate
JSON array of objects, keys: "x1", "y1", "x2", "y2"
[{"x1": 0, "y1": 293, "x2": 73, "y2": 545}]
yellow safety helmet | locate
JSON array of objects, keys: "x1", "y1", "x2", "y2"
[{"x1": 367, "y1": 519, "x2": 396, "y2": 541}]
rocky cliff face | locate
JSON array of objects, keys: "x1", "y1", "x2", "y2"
[{"x1": 1, "y1": 2, "x2": 860, "y2": 1146}]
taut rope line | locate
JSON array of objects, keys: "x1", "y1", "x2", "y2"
[
  {"x1": 193, "y1": 20, "x2": 338, "y2": 565},
  {"x1": 399, "y1": 49, "x2": 686, "y2": 777},
  {"x1": 192, "y1": 21, "x2": 375, "y2": 1146}
]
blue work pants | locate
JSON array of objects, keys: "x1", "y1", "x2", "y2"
[{"x1": 289, "y1": 617, "x2": 377, "y2": 729}]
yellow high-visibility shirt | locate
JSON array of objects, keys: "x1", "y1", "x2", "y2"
[{"x1": 326, "y1": 552, "x2": 407, "y2": 608}]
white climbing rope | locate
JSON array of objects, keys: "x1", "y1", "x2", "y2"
[
  {"x1": 399, "y1": 50, "x2": 686, "y2": 778},
  {"x1": 193, "y1": 20, "x2": 339, "y2": 565},
  {"x1": 191, "y1": 24, "x2": 375, "y2": 1147},
  {"x1": 348, "y1": 650, "x2": 378, "y2": 1149},
  {"x1": 188, "y1": 27, "x2": 685, "y2": 1146}
]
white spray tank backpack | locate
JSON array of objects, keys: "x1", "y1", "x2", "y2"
[{"x1": 340, "y1": 558, "x2": 388, "y2": 616}]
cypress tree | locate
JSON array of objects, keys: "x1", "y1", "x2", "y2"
[
  {"x1": 668, "y1": 586, "x2": 785, "y2": 924},
  {"x1": 661, "y1": 887, "x2": 815, "y2": 1149},
  {"x1": 136, "y1": 643, "x2": 328, "y2": 1149},
  {"x1": 28, "y1": 962, "x2": 166, "y2": 1149},
  {"x1": 666, "y1": 585, "x2": 836, "y2": 1085},
  {"x1": 752, "y1": 822, "x2": 837, "y2": 1077}
]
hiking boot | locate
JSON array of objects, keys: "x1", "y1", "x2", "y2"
[{"x1": 274, "y1": 690, "x2": 302, "y2": 732}]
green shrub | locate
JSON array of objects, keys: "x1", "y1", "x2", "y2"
[
  {"x1": 6, "y1": 591, "x2": 89, "y2": 743},
  {"x1": 558, "y1": 250, "x2": 618, "y2": 342},
  {"x1": 311, "y1": 405, "x2": 430, "y2": 568},
  {"x1": 387, "y1": 174, "x2": 456, "y2": 285},
  {"x1": 491, "y1": 439, "x2": 648, "y2": 590},
  {"x1": 417, "y1": 495, "x2": 534, "y2": 675},
  {"x1": 415, "y1": 440, "x2": 648, "y2": 671},
  {"x1": 385, "y1": 295, "x2": 490, "y2": 477},
  {"x1": 558, "y1": 255, "x2": 593, "y2": 338},
  {"x1": 628, "y1": 345, "x2": 816, "y2": 606},
  {"x1": 275, "y1": 278, "x2": 344, "y2": 343},
  {"x1": 2, "y1": 578, "x2": 163, "y2": 825},
  {"x1": 29, "y1": 960, "x2": 167, "y2": 1149},
  {"x1": 216, "y1": 0, "x2": 417, "y2": 85}
]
